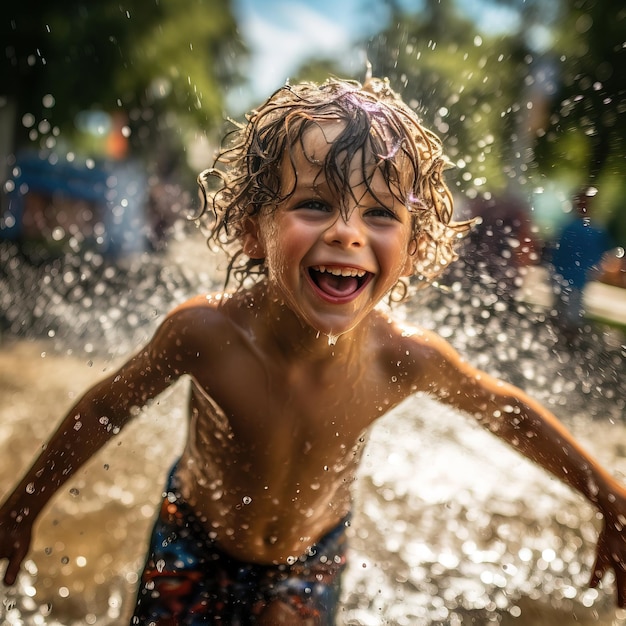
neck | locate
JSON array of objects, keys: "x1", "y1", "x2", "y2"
[{"x1": 246, "y1": 283, "x2": 367, "y2": 364}]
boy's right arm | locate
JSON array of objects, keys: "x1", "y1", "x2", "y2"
[{"x1": 0, "y1": 304, "x2": 197, "y2": 586}]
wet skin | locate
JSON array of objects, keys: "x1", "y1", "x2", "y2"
[
  {"x1": 2, "y1": 122, "x2": 626, "y2": 613},
  {"x1": 154, "y1": 121, "x2": 421, "y2": 562}
]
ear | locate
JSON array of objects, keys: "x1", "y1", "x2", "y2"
[{"x1": 242, "y1": 216, "x2": 265, "y2": 259}]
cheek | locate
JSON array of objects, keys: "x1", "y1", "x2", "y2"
[
  {"x1": 399, "y1": 239, "x2": 416, "y2": 277},
  {"x1": 271, "y1": 220, "x2": 309, "y2": 258},
  {"x1": 378, "y1": 231, "x2": 413, "y2": 272},
  {"x1": 264, "y1": 227, "x2": 305, "y2": 279},
  {"x1": 395, "y1": 225, "x2": 415, "y2": 276}
]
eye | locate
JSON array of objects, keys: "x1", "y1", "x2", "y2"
[
  {"x1": 296, "y1": 199, "x2": 331, "y2": 212},
  {"x1": 364, "y1": 206, "x2": 399, "y2": 221}
]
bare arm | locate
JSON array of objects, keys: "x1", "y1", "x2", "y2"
[
  {"x1": 419, "y1": 332, "x2": 623, "y2": 510},
  {"x1": 0, "y1": 308, "x2": 187, "y2": 585},
  {"x1": 403, "y1": 327, "x2": 626, "y2": 605}
]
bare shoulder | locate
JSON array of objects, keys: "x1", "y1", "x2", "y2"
[
  {"x1": 148, "y1": 292, "x2": 246, "y2": 370},
  {"x1": 371, "y1": 309, "x2": 452, "y2": 359},
  {"x1": 372, "y1": 310, "x2": 511, "y2": 416},
  {"x1": 370, "y1": 309, "x2": 471, "y2": 392},
  {"x1": 160, "y1": 293, "x2": 231, "y2": 336},
  {"x1": 166, "y1": 292, "x2": 228, "y2": 320}
]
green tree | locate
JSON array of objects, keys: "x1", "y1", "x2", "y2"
[
  {"x1": 1, "y1": 0, "x2": 245, "y2": 158},
  {"x1": 511, "y1": 0, "x2": 626, "y2": 182},
  {"x1": 533, "y1": 0, "x2": 626, "y2": 232},
  {"x1": 361, "y1": 0, "x2": 534, "y2": 198}
]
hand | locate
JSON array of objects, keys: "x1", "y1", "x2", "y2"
[
  {"x1": 0, "y1": 510, "x2": 33, "y2": 586},
  {"x1": 589, "y1": 515, "x2": 626, "y2": 607}
]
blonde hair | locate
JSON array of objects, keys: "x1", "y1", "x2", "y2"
[{"x1": 197, "y1": 76, "x2": 473, "y2": 293}]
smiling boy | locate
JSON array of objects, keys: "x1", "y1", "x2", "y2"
[{"x1": 1, "y1": 77, "x2": 626, "y2": 625}]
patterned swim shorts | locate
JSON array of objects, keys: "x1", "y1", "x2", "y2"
[{"x1": 131, "y1": 470, "x2": 349, "y2": 625}]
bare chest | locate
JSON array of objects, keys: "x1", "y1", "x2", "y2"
[{"x1": 191, "y1": 357, "x2": 407, "y2": 479}]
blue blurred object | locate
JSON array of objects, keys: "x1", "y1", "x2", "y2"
[{"x1": 2, "y1": 150, "x2": 147, "y2": 257}]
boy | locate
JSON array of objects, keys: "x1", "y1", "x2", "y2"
[{"x1": 1, "y1": 77, "x2": 626, "y2": 625}]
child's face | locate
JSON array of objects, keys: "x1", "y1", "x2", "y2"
[{"x1": 249, "y1": 121, "x2": 415, "y2": 338}]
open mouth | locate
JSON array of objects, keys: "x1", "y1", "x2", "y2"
[{"x1": 308, "y1": 265, "x2": 373, "y2": 299}]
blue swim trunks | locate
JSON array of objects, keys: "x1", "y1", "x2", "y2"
[{"x1": 131, "y1": 469, "x2": 349, "y2": 625}]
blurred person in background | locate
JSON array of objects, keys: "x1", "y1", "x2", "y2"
[{"x1": 550, "y1": 187, "x2": 613, "y2": 336}]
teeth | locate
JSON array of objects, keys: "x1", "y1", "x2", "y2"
[{"x1": 313, "y1": 265, "x2": 366, "y2": 278}]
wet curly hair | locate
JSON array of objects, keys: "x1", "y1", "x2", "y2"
[{"x1": 196, "y1": 76, "x2": 473, "y2": 295}]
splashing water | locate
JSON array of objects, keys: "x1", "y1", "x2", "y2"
[{"x1": 0, "y1": 230, "x2": 625, "y2": 625}]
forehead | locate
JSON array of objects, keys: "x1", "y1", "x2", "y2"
[
  {"x1": 283, "y1": 119, "x2": 408, "y2": 196},
  {"x1": 299, "y1": 121, "x2": 344, "y2": 162}
]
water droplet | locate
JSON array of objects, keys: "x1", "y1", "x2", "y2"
[
  {"x1": 242, "y1": 496, "x2": 252, "y2": 505},
  {"x1": 25, "y1": 482, "x2": 35, "y2": 494}
]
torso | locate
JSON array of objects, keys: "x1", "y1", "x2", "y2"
[{"x1": 161, "y1": 289, "x2": 420, "y2": 564}]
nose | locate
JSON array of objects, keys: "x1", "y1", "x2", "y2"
[{"x1": 323, "y1": 212, "x2": 366, "y2": 248}]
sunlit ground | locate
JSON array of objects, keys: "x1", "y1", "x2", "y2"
[{"x1": 1, "y1": 229, "x2": 625, "y2": 625}]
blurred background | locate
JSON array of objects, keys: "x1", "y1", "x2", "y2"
[
  {"x1": 2, "y1": 0, "x2": 626, "y2": 250},
  {"x1": 1, "y1": 1, "x2": 626, "y2": 624},
  {"x1": 2, "y1": 0, "x2": 626, "y2": 257}
]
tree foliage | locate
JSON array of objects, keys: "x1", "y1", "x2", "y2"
[
  {"x1": 534, "y1": 0, "x2": 626, "y2": 210},
  {"x1": 354, "y1": 0, "x2": 535, "y2": 199},
  {"x1": 2, "y1": 0, "x2": 624, "y2": 237},
  {"x1": 1, "y1": 0, "x2": 245, "y2": 156},
  {"x1": 349, "y1": 0, "x2": 625, "y2": 236}
]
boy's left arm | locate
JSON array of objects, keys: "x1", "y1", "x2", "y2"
[
  {"x1": 405, "y1": 328, "x2": 626, "y2": 606},
  {"x1": 473, "y1": 381, "x2": 626, "y2": 606}
]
